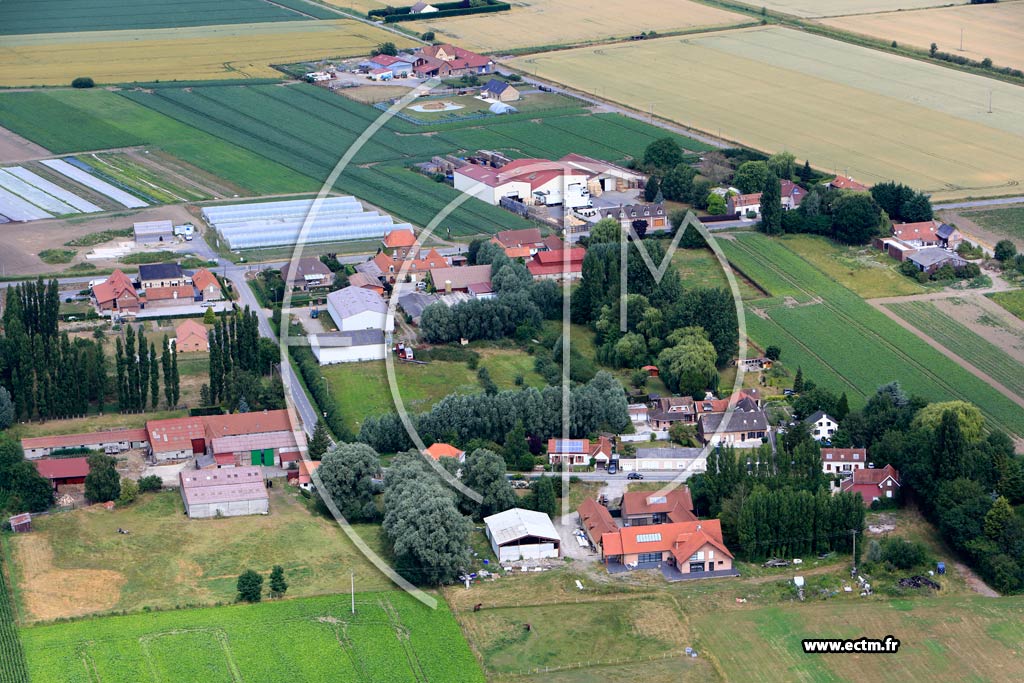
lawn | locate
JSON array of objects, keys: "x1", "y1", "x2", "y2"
[
  {"x1": 510, "y1": 26, "x2": 1024, "y2": 200},
  {"x1": 824, "y1": 2, "x2": 1024, "y2": 71},
  {"x1": 0, "y1": 19, "x2": 404, "y2": 85},
  {"x1": 671, "y1": 244, "x2": 762, "y2": 299},
  {"x1": 12, "y1": 408, "x2": 187, "y2": 440},
  {"x1": 323, "y1": 347, "x2": 547, "y2": 432},
  {"x1": 718, "y1": 233, "x2": 1024, "y2": 435},
  {"x1": 962, "y1": 206, "x2": 1024, "y2": 244},
  {"x1": 6, "y1": 487, "x2": 395, "y2": 623},
  {"x1": 0, "y1": 0, "x2": 310, "y2": 34},
  {"x1": 989, "y1": 290, "x2": 1024, "y2": 321},
  {"x1": 19, "y1": 591, "x2": 484, "y2": 682},
  {"x1": 410, "y1": 0, "x2": 748, "y2": 51},
  {"x1": 779, "y1": 234, "x2": 926, "y2": 299},
  {"x1": 887, "y1": 300, "x2": 1024, "y2": 399},
  {"x1": 0, "y1": 90, "x2": 313, "y2": 195}
]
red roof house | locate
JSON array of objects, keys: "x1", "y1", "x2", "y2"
[
  {"x1": 600, "y1": 519, "x2": 735, "y2": 577},
  {"x1": 424, "y1": 443, "x2": 466, "y2": 462},
  {"x1": 92, "y1": 269, "x2": 139, "y2": 313},
  {"x1": 840, "y1": 464, "x2": 901, "y2": 505},
  {"x1": 578, "y1": 498, "x2": 617, "y2": 547},
  {"x1": 527, "y1": 248, "x2": 585, "y2": 280},
  {"x1": 621, "y1": 488, "x2": 697, "y2": 526},
  {"x1": 829, "y1": 176, "x2": 869, "y2": 192}
]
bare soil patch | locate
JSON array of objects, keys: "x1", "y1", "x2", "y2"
[
  {"x1": 934, "y1": 295, "x2": 1024, "y2": 364},
  {"x1": 13, "y1": 530, "x2": 126, "y2": 622}
]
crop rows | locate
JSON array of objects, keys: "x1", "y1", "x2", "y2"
[
  {"x1": 726, "y1": 233, "x2": 1024, "y2": 435},
  {"x1": 888, "y1": 301, "x2": 1024, "y2": 400},
  {"x1": 22, "y1": 592, "x2": 483, "y2": 682},
  {"x1": 0, "y1": 557, "x2": 28, "y2": 683},
  {"x1": 0, "y1": 93, "x2": 143, "y2": 154},
  {"x1": 718, "y1": 238, "x2": 813, "y2": 303},
  {"x1": 0, "y1": 0, "x2": 304, "y2": 35}
]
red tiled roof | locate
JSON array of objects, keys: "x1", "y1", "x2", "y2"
[
  {"x1": 578, "y1": 498, "x2": 617, "y2": 542},
  {"x1": 21, "y1": 428, "x2": 148, "y2": 452},
  {"x1": 493, "y1": 228, "x2": 543, "y2": 249},
  {"x1": 430, "y1": 264, "x2": 491, "y2": 291},
  {"x1": 298, "y1": 459, "x2": 321, "y2": 485},
  {"x1": 424, "y1": 443, "x2": 464, "y2": 460},
  {"x1": 147, "y1": 417, "x2": 205, "y2": 453},
  {"x1": 601, "y1": 519, "x2": 731, "y2": 559},
  {"x1": 528, "y1": 248, "x2": 585, "y2": 277},
  {"x1": 892, "y1": 221, "x2": 939, "y2": 243},
  {"x1": 375, "y1": 248, "x2": 448, "y2": 275},
  {"x1": 732, "y1": 192, "x2": 762, "y2": 207},
  {"x1": 175, "y1": 319, "x2": 208, "y2": 345},
  {"x1": 842, "y1": 464, "x2": 900, "y2": 489},
  {"x1": 202, "y1": 410, "x2": 293, "y2": 440},
  {"x1": 144, "y1": 284, "x2": 194, "y2": 302},
  {"x1": 830, "y1": 176, "x2": 869, "y2": 192},
  {"x1": 93, "y1": 269, "x2": 138, "y2": 305},
  {"x1": 383, "y1": 229, "x2": 417, "y2": 248},
  {"x1": 621, "y1": 488, "x2": 695, "y2": 523},
  {"x1": 191, "y1": 268, "x2": 220, "y2": 293},
  {"x1": 34, "y1": 457, "x2": 90, "y2": 480}
]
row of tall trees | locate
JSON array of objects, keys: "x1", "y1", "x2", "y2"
[
  {"x1": 115, "y1": 325, "x2": 163, "y2": 412},
  {"x1": 358, "y1": 372, "x2": 629, "y2": 454},
  {"x1": 208, "y1": 307, "x2": 276, "y2": 407}
]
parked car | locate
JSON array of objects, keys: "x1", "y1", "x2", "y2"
[
  {"x1": 783, "y1": 388, "x2": 796, "y2": 397},
  {"x1": 627, "y1": 472, "x2": 643, "y2": 480},
  {"x1": 538, "y1": 84, "x2": 553, "y2": 92},
  {"x1": 763, "y1": 559, "x2": 790, "y2": 568}
]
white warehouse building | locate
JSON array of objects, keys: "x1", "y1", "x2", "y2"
[
  {"x1": 326, "y1": 286, "x2": 394, "y2": 333},
  {"x1": 311, "y1": 329, "x2": 387, "y2": 365},
  {"x1": 484, "y1": 507, "x2": 561, "y2": 563},
  {"x1": 179, "y1": 467, "x2": 269, "y2": 519}
]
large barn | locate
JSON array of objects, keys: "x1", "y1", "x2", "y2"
[
  {"x1": 179, "y1": 466, "x2": 269, "y2": 519},
  {"x1": 484, "y1": 508, "x2": 561, "y2": 563}
]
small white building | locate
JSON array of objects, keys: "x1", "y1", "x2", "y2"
[
  {"x1": 805, "y1": 411, "x2": 839, "y2": 442},
  {"x1": 326, "y1": 286, "x2": 394, "y2": 333},
  {"x1": 179, "y1": 466, "x2": 269, "y2": 519},
  {"x1": 311, "y1": 329, "x2": 387, "y2": 365},
  {"x1": 620, "y1": 447, "x2": 703, "y2": 472},
  {"x1": 484, "y1": 507, "x2": 561, "y2": 563}
]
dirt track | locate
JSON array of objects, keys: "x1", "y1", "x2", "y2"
[{"x1": 0, "y1": 125, "x2": 49, "y2": 163}]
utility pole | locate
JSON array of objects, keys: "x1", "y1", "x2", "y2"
[
  {"x1": 988, "y1": 90, "x2": 993, "y2": 114},
  {"x1": 960, "y1": 27, "x2": 964, "y2": 51}
]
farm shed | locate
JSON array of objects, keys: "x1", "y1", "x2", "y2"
[
  {"x1": 147, "y1": 416, "x2": 207, "y2": 461},
  {"x1": 485, "y1": 508, "x2": 561, "y2": 563},
  {"x1": 8, "y1": 513, "x2": 31, "y2": 533},
  {"x1": 179, "y1": 466, "x2": 269, "y2": 519},
  {"x1": 133, "y1": 220, "x2": 174, "y2": 244},
  {"x1": 33, "y1": 457, "x2": 90, "y2": 490},
  {"x1": 208, "y1": 428, "x2": 305, "y2": 468},
  {"x1": 311, "y1": 329, "x2": 387, "y2": 365},
  {"x1": 21, "y1": 427, "x2": 149, "y2": 459},
  {"x1": 201, "y1": 196, "x2": 413, "y2": 250},
  {"x1": 326, "y1": 286, "x2": 393, "y2": 332}
]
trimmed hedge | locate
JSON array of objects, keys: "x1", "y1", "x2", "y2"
[{"x1": 369, "y1": 0, "x2": 510, "y2": 22}]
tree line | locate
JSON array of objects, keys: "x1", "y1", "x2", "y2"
[
  {"x1": 114, "y1": 324, "x2": 179, "y2": 412},
  {"x1": 207, "y1": 307, "x2": 282, "y2": 412}
]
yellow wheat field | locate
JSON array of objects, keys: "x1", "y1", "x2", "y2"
[
  {"x1": 0, "y1": 20, "x2": 414, "y2": 86},
  {"x1": 824, "y1": 2, "x2": 1024, "y2": 71},
  {"x1": 403, "y1": 0, "x2": 748, "y2": 52},
  {"x1": 737, "y1": 0, "x2": 969, "y2": 19},
  {"x1": 511, "y1": 27, "x2": 1024, "y2": 201}
]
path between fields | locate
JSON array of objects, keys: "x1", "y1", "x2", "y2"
[{"x1": 952, "y1": 561, "x2": 1000, "y2": 597}]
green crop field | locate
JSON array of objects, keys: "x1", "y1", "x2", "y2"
[
  {"x1": 989, "y1": 290, "x2": 1024, "y2": 321},
  {"x1": 779, "y1": 234, "x2": 926, "y2": 299},
  {"x1": 0, "y1": 555, "x2": 29, "y2": 683},
  {"x1": 719, "y1": 233, "x2": 1024, "y2": 435},
  {"x1": 20, "y1": 592, "x2": 483, "y2": 682},
  {"x1": 963, "y1": 206, "x2": 1024, "y2": 244},
  {"x1": 511, "y1": 26, "x2": 1024, "y2": 201},
  {"x1": 0, "y1": 90, "x2": 312, "y2": 195},
  {"x1": 0, "y1": 0, "x2": 312, "y2": 35},
  {"x1": 887, "y1": 300, "x2": 1024, "y2": 399},
  {"x1": 324, "y1": 348, "x2": 546, "y2": 432}
]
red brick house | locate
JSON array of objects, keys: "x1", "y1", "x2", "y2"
[
  {"x1": 92, "y1": 269, "x2": 140, "y2": 313},
  {"x1": 527, "y1": 248, "x2": 585, "y2": 281},
  {"x1": 547, "y1": 438, "x2": 590, "y2": 466},
  {"x1": 841, "y1": 465, "x2": 901, "y2": 505},
  {"x1": 382, "y1": 229, "x2": 418, "y2": 259},
  {"x1": 600, "y1": 519, "x2": 735, "y2": 576},
  {"x1": 578, "y1": 498, "x2": 617, "y2": 548},
  {"x1": 621, "y1": 488, "x2": 696, "y2": 526}
]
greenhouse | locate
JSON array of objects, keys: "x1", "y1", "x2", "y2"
[{"x1": 202, "y1": 197, "x2": 413, "y2": 249}]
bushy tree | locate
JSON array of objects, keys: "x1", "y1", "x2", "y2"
[
  {"x1": 117, "y1": 478, "x2": 139, "y2": 506},
  {"x1": 660, "y1": 164, "x2": 696, "y2": 202},
  {"x1": 994, "y1": 240, "x2": 1017, "y2": 262},
  {"x1": 462, "y1": 448, "x2": 516, "y2": 518},
  {"x1": 706, "y1": 193, "x2": 727, "y2": 215},
  {"x1": 237, "y1": 569, "x2": 263, "y2": 602},
  {"x1": 138, "y1": 475, "x2": 162, "y2": 492},
  {"x1": 532, "y1": 476, "x2": 557, "y2": 516},
  {"x1": 767, "y1": 151, "x2": 796, "y2": 179},
  {"x1": 0, "y1": 436, "x2": 52, "y2": 513},
  {"x1": 831, "y1": 193, "x2": 882, "y2": 244},
  {"x1": 269, "y1": 565, "x2": 288, "y2": 598},
  {"x1": 733, "y1": 160, "x2": 771, "y2": 194},
  {"x1": 71, "y1": 76, "x2": 94, "y2": 88},
  {"x1": 912, "y1": 401, "x2": 984, "y2": 442},
  {"x1": 318, "y1": 442, "x2": 381, "y2": 521},
  {"x1": 644, "y1": 176, "x2": 660, "y2": 202},
  {"x1": 879, "y1": 537, "x2": 928, "y2": 569},
  {"x1": 657, "y1": 327, "x2": 718, "y2": 397},
  {"x1": 84, "y1": 453, "x2": 120, "y2": 503},
  {"x1": 589, "y1": 217, "x2": 622, "y2": 244},
  {"x1": 643, "y1": 137, "x2": 685, "y2": 173}
]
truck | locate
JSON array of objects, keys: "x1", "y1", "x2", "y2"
[{"x1": 173, "y1": 223, "x2": 195, "y2": 240}]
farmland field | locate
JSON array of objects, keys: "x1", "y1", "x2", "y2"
[
  {"x1": 887, "y1": 300, "x2": 1024, "y2": 400},
  {"x1": 0, "y1": 0, "x2": 313, "y2": 35},
  {"x1": 0, "y1": 20, "x2": 410, "y2": 86},
  {"x1": 354, "y1": 0, "x2": 748, "y2": 51},
  {"x1": 20, "y1": 592, "x2": 484, "y2": 682},
  {"x1": 6, "y1": 488, "x2": 393, "y2": 622},
  {"x1": 0, "y1": 554, "x2": 28, "y2": 683},
  {"x1": 778, "y1": 234, "x2": 926, "y2": 298},
  {"x1": 990, "y1": 290, "x2": 1024, "y2": 321},
  {"x1": 323, "y1": 348, "x2": 547, "y2": 432},
  {"x1": 718, "y1": 233, "x2": 1024, "y2": 435},
  {"x1": 510, "y1": 26, "x2": 1024, "y2": 200},
  {"x1": 824, "y1": 2, "x2": 1024, "y2": 71},
  {"x1": 732, "y1": 0, "x2": 969, "y2": 19},
  {"x1": 961, "y1": 206, "x2": 1024, "y2": 244}
]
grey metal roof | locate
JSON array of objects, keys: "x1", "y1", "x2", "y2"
[
  {"x1": 634, "y1": 447, "x2": 702, "y2": 460},
  {"x1": 702, "y1": 409, "x2": 769, "y2": 433},
  {"x1": 179, "y1": 466, "x2": 268, "y2": 505},
  {"x1": 314, "y1": 329, "x2": 385, "y2": 348},
  {"x1": 803, "y1": 410, "x2": 831, "y2": 424},
  {"x1": 485, "y1": 507, "x2": 559, "y2": 545},
  {"x1": 327, "y1": 286, "x2": 387, "y2": 319},
  {"x1": 398, "y1": 291, "x2": 440, "y2": 319},
  {"x1": 133, "y1": 220, "x2": 174, "y2": 236},
  {"x1": 908, "y1": 247, "x2": 965, "y2": 268},
  {"x1": 936, "y1": 223, "x2": 956, "y2": 239}
]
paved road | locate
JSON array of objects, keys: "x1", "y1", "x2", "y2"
[{"x1": 934, "y1": 196, "x2": 1024, "y2": 210}]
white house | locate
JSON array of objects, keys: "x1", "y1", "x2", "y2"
[
  {"x1": 484, "y1": 508, "x2": 561, "y2": 563},
  {"x1": 727, "y1": 192, "x2": 761, "y2": 218},
  {"x1": 311, "y1": 329, "x2": 387, "y2": 365},
  {"x1": 820, "y1": 447, "x2": 867, "y2": 475},
  {"x1": 805, "y1": 411, "x2": 839, "y2": 442},
  {"x1": 620, "y1": 447, "x2": 703, "y2": 472},
  {"x1": 326, "y1": 286, "x2": 394, "y2": 333}
]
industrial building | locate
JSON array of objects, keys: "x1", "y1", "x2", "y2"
[
  {"x1": 21, "y1": 428, "x2": 149, "y2": 459},
  {"x1": 326, "y1": 286, "x2": 394, "y2": 332},
  {"x1": 146, "y1": 409, "x2": 304, "y2": 464},
  {"x1": 201, "y1": 197, "x2": 414, "y2": 250},
  {"x1": 179, "y1": 466, "x2": 269, "y2": 519},
  {"x1": 311, "y1": 329, "x2": 387, "y2": 365},
  {"x1": 133, "y1": 220, "x2": 175, "y2": 244},
  {"x1": 484, "y1": 508, "x2": 561, "y2": 563}
]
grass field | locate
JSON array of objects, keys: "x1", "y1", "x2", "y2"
[
  {"x1": 0, "y1": 90, "x2": 314, "y2": 195},
  {"x1": 962, "y1": 206, "x2": 1024, "y2": 244},
  {"x1": 0, "y1": 553, "x2": 28, "y2": 683},
  {"x1": 888, "y1": 300, "x2": 1024, "y2": 399},
  {"x1": 6, "y1": 488, "x2": 394, "y2": 622},
  {"x1": 323, "y1": 348, "x2": 546, "y2": 432},
  {"x1": 718, "y1": 233, "x2": 1024, "y2": 435},
  {"x1": 408, "y1": 0, "x2": 748, "y2": 51},
  {"x1": 0, "y1": 20, "x2": 409, "y2": 86},
  {"x1": 824, "y1": 2, "x2": 1024, "y2": 71},
  {"x1": 20, "y1": 591, "x2": 484, "y2": 682},
  {"x1": 0, "y1": 0, "x2": 312, "y2": 35},
  {"x1": 511, "y1": 26, "x2": 1024, "y2": 200},
  {"x1": 734, "y1": 0, "x2": 969, "y2": 19},
  {"x1": 779, "y1": 234, "x2": 927, "y2": 298},
  {"x1": 989, "y1": 290, "x2": 1024, "y2": 321}
]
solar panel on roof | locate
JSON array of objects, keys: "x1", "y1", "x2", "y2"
[{"x1": 636, "y1": 533, "x2": 662, "y2": 543}]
